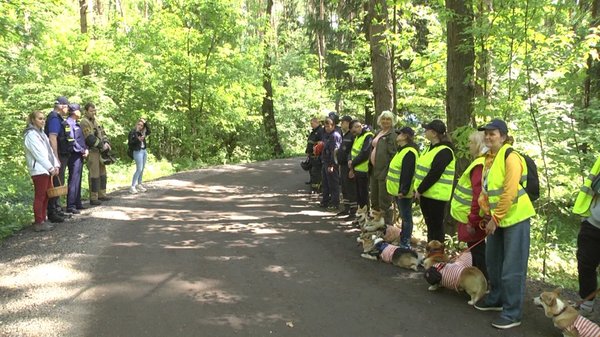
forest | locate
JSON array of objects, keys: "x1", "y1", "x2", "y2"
[{"x1": 1, "y1": 0, "x2": 599, "y2": 288}]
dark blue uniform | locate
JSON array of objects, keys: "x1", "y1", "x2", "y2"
[
  {"x1": 44, "y1": 110, "x2": 70, "y2": 217},
  {"x1": 66, "y1": 117, "x2": 87, "y2": 211},
  {"x1": 320, "y1": 129, "x2": 342, "y2": 208}
]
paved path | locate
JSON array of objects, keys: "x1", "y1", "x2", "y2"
[{"x1": 1, "y1": 158, "x2": 562, "y2": 336}]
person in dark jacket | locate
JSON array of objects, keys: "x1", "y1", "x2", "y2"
[
  {"x1": 44, "y1": 96, "x2": 70, "y2": 223},
  {"x1": 370, "y1": 111, "x2": 398, "y2": 225},
  {"x1": 306, "y1": 117, "x2": 324, "y2": 194},
  {"x1": 128, "y1": 118, "x2": 151, "y2": 194},
  {"x1": 337, "y1": 115, "x2": 357, "y2": 218},
  {"x1": 413, "y1": 120, "x2": 456, "y2": 243},
  {"x1": 386, "y1": 127, "x2": 418, "y2": 248},
  {"x1": 320, "y1": 117, "x2": 342, "y2": 210},
  {"x1": 348, "y1": 120, "x2": 374, "y2": 219},
  {"x1": 65, "y1": 104, "x2": 88, "y2": 214}
]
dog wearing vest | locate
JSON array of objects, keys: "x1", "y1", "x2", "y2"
[
  {"x1": 360, "y1": 237, "x2": 419, "y2": 270},
  {"x1": 534, "y1": 289, "x2": 600, "y2": 337},
  {"x1": 424, "y1": 251, "x2": 487, "y2": 306}
]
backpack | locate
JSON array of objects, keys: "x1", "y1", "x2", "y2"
[{"x1": 505, "y1": 148, "x2": 540, "y2": 202}]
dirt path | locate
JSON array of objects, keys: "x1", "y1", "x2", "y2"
[{"x1": 0, "y1": 158, "x2": 567, "y2": 336}]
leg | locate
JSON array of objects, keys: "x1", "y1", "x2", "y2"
[
  {"x1": 419, "y1": 197, "x2": 446, "y2": 242},
  {"x1": 132, "y1": 150, "x2": 143, "y2": 187},
  {"x1": 67, "y1": 154, "x2": 77, "y2": 209},
  {"x1": 370, "y1": 174, "x2": 380, "y2": 211},
  {"x1": 329, "y1": 164, "x2": 340, "y2": 207},
  {"x1": 138, "y1": 148, "x2": 147, "y2": 185},
  {"x1": 31, "y1": 175, "x2": 50, "y2": 224},
  {"x1": 377, "y1": 178, "x2": 393, "y2": 225},
  {"x1": 99, "y1": 161, "x2": 108, "y2": 199},
  {"x1": 484, "y1": 226, "x2": 504, "y2": 307},
  {"x1": 320, "y1": 165, "x2": 331, "y2": 206},
  {"x1": 577, "y1": 221, "x2": 600, "y2": 301},
  {"x1": 87, "y1": 150, "x2": 100, "y2": 203},
  {"x1": 499, "y1": 218, "x2": 530, "y2": 322},
  {"x1": 398, "y1": 197, "x2": 413, "y2": 248},
  {"x1": 355, "y1": 172, "x2": 369, "y2": 209}
]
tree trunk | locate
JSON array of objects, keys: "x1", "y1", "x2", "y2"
[
  {"x1": 316, "y1": 0, "x2": 326, "y2": 79},
  {"x1": 80, "y1": 0, "x2": 90, "y2": 76},
  {"x1": 262, "y1": 0, "x2": 283, "y2": 156},
  {"x1": 368, "y1": 0, "x2": 394, "y2": 120},
  {"x1": 474, "y1": 0, "x2": 492, "y2": 112}
]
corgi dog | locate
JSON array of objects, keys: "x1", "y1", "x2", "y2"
[
  {"x1": 361, "y1": 237, "x2": 419, "y2": 271},
  {"x1": 422, "y1": 240, "x2": 449, "y2": 269},
  {"x1": 362, "y1": 210, "x2": 385, "y2": 232},
  {"x1": 534, "y1": 289, "x2": 600, "y2": 337},
  {"x1": 355, "y1": 205, "x2": 369, "y2": 228},
  {"x1": 424, "y1": 252, "x2": 487, "y2": 306}
]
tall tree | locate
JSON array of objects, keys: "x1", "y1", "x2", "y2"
[
  {"x1": 446, "y1": 0, "x2": 475, "y2": 139},
  {"x1": 80, "y1": 0, "x2": 90, "y2": 76},
  {"x1": 367, "y1": 0, "x2": 394, "y2": 120},
  {"x1": 262, "y1": 0, "x2": 283, "y2": 156}
]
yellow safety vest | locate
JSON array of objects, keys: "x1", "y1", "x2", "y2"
[
  {"x1": 450, "y1": 157, "x2": 485, "y2": 223},
  {"x1": 351, "y1": 130, "x2": 374, "y2": 173},
  {"x1": 484, "y1": 144, "x2": 536, "y2": 227},
  {"x1": 573, "y1": 157, "x2": 600, "y2": 217},
  {"x1": 386, "y1": 146, "x2": 419, "y2": 197},
  {"x1": 413, "y1": 144, "x2": 456, "y2": 201}
]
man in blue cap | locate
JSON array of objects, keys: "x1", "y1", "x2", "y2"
[{"x1": 44, "y1": 96, "x2": 71, "y2": 223}]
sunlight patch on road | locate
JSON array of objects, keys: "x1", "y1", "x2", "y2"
[
  {"x1": 91, "y1": 209, "x2": 132, "y2": 220},
  {"x1": 111, "y1": 241, "x2": 143, "y2": 247},
  {"x1": 204, "y1": 255, "x2": 249, "y2": 261},
  {"x1": 264, "y1": 265, "x2": 296, "y2": 278},
  {"x1": 191, "y1": 289, "x2": 245, "y2": 304},
  {"x1": 198, "y1": 313, "x2": 290, "y2": 330}
]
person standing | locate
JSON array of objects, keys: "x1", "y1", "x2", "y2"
[
  {"x1": 80, "y1": 102, "x2": 111, "y2": 205},
  {"x1": 450, "y1": 130, "x2": 488, "y2": 279},
  {"x1": 348, "y1": 120, "x2": 374, "y2": 218},
  {"x1": 44, "y1": 96, "x2": 70, "y2": 223},
  {"x1": 128, "y1": 118, "x2": 151, "y2": 194},
  {"x1": 386, "y1": 127, "x2": 418, "y2": 249},
  {"x1": 573, "y1": 156, "x2": 600, "y2": 316},
  {"x1": 65, "y1": 104, "x2": 88, "y2": 214},
  {"x1": 319, "y1": 117, "x2": 342, "y2": 210},
  {"x1": 369, "y1": 111, "x2": 398, "y2": 225},
  {"x1": 337, "y1": 115, "x2": 357, "y2": 218},
  {"x1": 474, "y1": 119, "x2": 536, "y2": 330},
  {"x1": 413, "y1": 119, "x2": 456, "y2": 243},
  {"x1": 24, "y1": 111, "x2": 60, "y2": 232},
  {"x1": 306, "y1": 117, "x2": 324, "y2": 194}
]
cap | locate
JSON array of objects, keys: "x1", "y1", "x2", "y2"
[
  {"x1": 68, "y1": 103, "x2": 81, "y2": 113},
  {"x1": 396, "y1": 126, "x2": 415, "y2": 137},
  {"x1": 327, "y1": 112, "x2": 339, "y2": 124},
  {"x1": 340, "y1": 115, "x2": 353, "y2": 123},
  {"x1": 55, "y1": 96, "x2": 69, "y2": 105},
  {"x1": 422, "y1": 119, "x2": 446, "y2": 134},
  {"x1": 478, "y1": 118, "x2": 508, "y2": 134}
]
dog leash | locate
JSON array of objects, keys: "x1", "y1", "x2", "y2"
[{"x1": 446, "y1": 235, "x2": 488, "y2": 264}]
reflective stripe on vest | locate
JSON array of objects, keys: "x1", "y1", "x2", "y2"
[
  {"x1": 351, "y1": 130, "x2": 374, "y2": 172},
  {"x1": 450, "y1": 157, "x2": 485, "y2": 223},
  {"x1": 386, "y1": 146, "x2": 419, "y2": 197},
  {"x1": 413, "y1": 144, "x2": 456, "y2": 201},
  {"x1": 485, "y1": 144, "x2": 536, "y2": 227},
  {"x1": 573, "y1": 157, "x2": 600, "y2": 216}
]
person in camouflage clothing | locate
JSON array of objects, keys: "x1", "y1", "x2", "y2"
[{"x1": 80, "y1": 103, "x2": 111, "y2": 205}]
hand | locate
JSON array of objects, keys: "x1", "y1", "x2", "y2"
[
  {"x1": 348, "y1": 169, "x2": 355, "y2": 179},
  {"x1": 485, "y1": 218, "x2": 497, "y2": 235},
  {"x1": 327, "y1": 165, "x2": 335, "y2": 173},
  {"x1": 83, "y1": 149, "x2": 89, "y2": 158},
  {"x1": 102, "y1": 142, "x2": 110, "y2": 151},
  {"x1": 466, "y1": 225, "x2": 476, "y2": 235},
  {"x1": 347, "y1": 160, "x2": 352, "y2": 168}
]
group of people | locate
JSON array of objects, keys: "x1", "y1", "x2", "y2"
[
  {"x1": 305, "y1": 111, "x2": 600, "y2": 330},
  {"x1": 23, "y1": 96, "x2": 151, "y2": 232}
]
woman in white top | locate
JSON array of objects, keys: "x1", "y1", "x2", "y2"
[{"x1": 23, "y1": 111, "x2": 60, "y2": 232}]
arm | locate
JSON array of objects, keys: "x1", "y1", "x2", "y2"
[
  {"x1": 25, "y1": 133, "x2": 54, "y2": 173},
  {"x1": 398, "y1": 151, "x2": 416, "y2": 196},
  {"x1": 417, "y1": 148, "x2": 453, "y2": 194},
  {"x1": 351, "y1": 134, "x2": 373, "y2": 167}
]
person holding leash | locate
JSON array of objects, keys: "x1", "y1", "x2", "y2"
[{"x1": 474, "y1": 119, "x2": 536, "y2": 330}]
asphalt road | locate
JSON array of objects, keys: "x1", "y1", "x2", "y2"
[{"x1": 1, "y1": 158, "x2": 564, "y2": 336}]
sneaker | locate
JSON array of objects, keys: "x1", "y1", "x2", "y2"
[
  {"x1": 577, "y1": 302, "x2": 594, "y2": 317},
  {"x1": 491, "y1": 317, "x2": 521, "y2": 329},
  {"x1": 327, "y1": 205, "x2": 340, "y2": 212},
  {"x1": 33, "y1": 222, "x2": 55, "y2": 232},
  {"x1": 129, "y1": 186, "x2": 138, "y2": 194},
  {"x1": 474, "y1": 300, "x2": 502, "y2": 312},
  {"x1": 76, "y1": 205, "x2": 88, "y2": 210},
  {"x1": 48, "y1": 214, "x2": 65, "y2": 223},
  {"x1": 136, "y1": 184, "x2": 147, "y2": 192}
]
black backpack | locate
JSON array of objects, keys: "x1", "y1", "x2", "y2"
[{"x1": 505, "y1": 148, "x2": 540, "y2": 202}]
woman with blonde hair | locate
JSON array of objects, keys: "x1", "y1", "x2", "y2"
[
  {"x1": 450, "y1": 130, "x2": 488, "y2": 279},
  {"x1": 370, "y1": 110, "x2": 398, "y2": 225},
  {"x1": 23, "y1": 111, "x2": 60, "y2": 232}
]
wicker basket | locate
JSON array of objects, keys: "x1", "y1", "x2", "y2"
[{"x1": 47, "y1": 177, "x2": 68, "y2": 198}]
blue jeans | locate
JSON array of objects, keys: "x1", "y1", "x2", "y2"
[
  {"x1": 485, "y1": 218, "x2": 530, "y2": 322},
  {"x1": 132, "y1": 149, "x2": 147, "y2": 186},
  {"x1": 396, "y1": 197, "x2": 413, "y2": 248}
]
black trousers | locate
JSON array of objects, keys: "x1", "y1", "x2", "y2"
[
  {"x1": 577, "y1": 220, "x2": 600, "y2": 300},
  {"x1": 355, "y1": 171, "x2": 369, "y2": 209},
  {"x1": 419, "y1": 196, "x2": 447, "y2": 243}
]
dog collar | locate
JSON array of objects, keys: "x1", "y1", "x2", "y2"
[{"x1": 553, "y1": 305, "x2": 568, "y2": 317}]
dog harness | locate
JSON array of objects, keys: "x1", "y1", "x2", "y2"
[
  {"x1": 380, "y1": 243, "x2": 397, "y2": 263},
  {"x1": 434, "y1": 252, "x2": 472, "y2": 290},
  {"x1": 570, "y1": 315, "x2": 600, "y2": 337}
]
